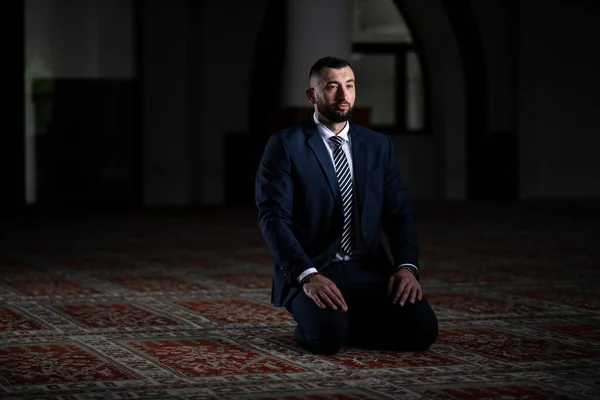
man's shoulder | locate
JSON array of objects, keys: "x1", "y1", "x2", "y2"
[
  {"x1": 271, "y1": 119, "x2": 313, "y2": 141},
  {"x1": 351, "y1": 124, "x2": 390, "y2": 144}
]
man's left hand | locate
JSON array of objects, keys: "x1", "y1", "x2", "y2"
[{"x1": 388, "y1": 268, "x2": 422, "y2": 306}]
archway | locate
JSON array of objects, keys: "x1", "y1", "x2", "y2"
[
  {"x1": 439, "y1": 0, "x2": 516, "y2": 200},
  {"x1": 396, "y1": 0, "x2": 471, "y2": 200},
  {"x1": 242, "y1": 0, "x2": 489, "y2": 202}
]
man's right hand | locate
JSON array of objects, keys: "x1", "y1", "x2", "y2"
[{"x1": 303, "y1": 274, "x2": 348, "y2": 311}]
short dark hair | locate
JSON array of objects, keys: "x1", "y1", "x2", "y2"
[{"x1": 308, "y1": 56, "x2": 352, "y2": 83}]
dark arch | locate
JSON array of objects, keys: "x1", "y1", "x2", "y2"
[
  {"x1": 395, "y1": 0, "x2": 467, "y2": 199},
  {"x1": 398, "y1": 0, "x2": 500, "y2": 200},
  {"x1": 244, "y1": 0, "x2": 499, "y2": 201},
  {"x1": 440, "y1": 0, "x2": 489, "y2": 200},
  {"x1": 225, "y1": 0, "x2": 287, "y2": 206},
  {"x1": 392, "y1": 0, "x2": 434, "y2": 134},
  {"x1": 441, "y1": 0, "x2": 515, "y2": 200}
]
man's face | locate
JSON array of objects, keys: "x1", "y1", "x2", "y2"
[{"x1": 309, "y1": 66, "x2": 356, "y2": 123}]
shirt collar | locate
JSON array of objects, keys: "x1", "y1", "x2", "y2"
[{"x1": 313, "y1": 112, "x2": 350, "y2": 143}]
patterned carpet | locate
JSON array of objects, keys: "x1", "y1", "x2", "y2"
[{"x1": 1, "y1": 202, "x2": 599, "y2": 399}]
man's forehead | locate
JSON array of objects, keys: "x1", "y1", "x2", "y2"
[{"x1": 321, "y1": 67, "x2": 354, "y2": 82}]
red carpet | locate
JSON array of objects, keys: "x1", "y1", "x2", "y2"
[{"x1": 1, "y1": 203, "x2": 599, "y2": 399}]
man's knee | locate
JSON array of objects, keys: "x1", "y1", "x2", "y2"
[
  {"x1": 307, "y1": 327, "x2": 347, "y2": 355},
  {"x1": 410, "y1": 302, "x2": 439, "y2": 351},
  {"x1": 383, "y1": 299, "x2": 438, "y2": 351},
  {"x1": 413, "y1": 316, "x2": 438, "y2": 351},
  {"x1": 294, "y1": 314, "x2": 349, "y2": 355}
]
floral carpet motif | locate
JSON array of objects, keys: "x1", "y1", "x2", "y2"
[{"x1": 0, "y1": 203, "x2": 599, "y2": 399}]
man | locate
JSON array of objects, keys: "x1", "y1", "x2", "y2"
[{"x1": 255, "y1": 56, "x2": 438, "y2": 355}]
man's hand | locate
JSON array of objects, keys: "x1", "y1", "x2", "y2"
[
  {"x1": 303, "y1": 274, "x2": 348, "y2": 312},
  {"x1": 388, "y1": 268, "x2": 422, "y2": 306}
]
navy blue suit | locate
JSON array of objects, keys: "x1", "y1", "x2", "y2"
[{"x1": 255, "y1": 118, "x2": 437, "y2": 354}]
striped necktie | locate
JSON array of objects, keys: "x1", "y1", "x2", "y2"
[{"x1": 329, "y1": 136, "x2": 355, "y2": 256}]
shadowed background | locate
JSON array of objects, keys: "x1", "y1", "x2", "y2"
[{"x1": 1, "y1": 0, "x2": 599, "y2": 398}]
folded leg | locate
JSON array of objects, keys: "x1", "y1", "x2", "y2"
[
  {"x1": 346, "y1": 280, "x2": 438, "y2": 351},
  {"x1": 286, "y1": 290, "x2": 350, "y2": 355}
]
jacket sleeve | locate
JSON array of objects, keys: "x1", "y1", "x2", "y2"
[
  {"x1": 381, "y1": 135, "x2": 419, "y2": 270},
  {"x1": 255, "y1": 134, "x2": 314, "y2": 284}
]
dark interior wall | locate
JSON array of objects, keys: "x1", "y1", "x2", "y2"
[
  {"x1": 199, "y1": 0, "x2": 271, "y2": 206},
  {"x1": 226, "y1": 0, "x2": 287, "y2": 206},
  {"x1": 140, "y1": 0, "x2": 202, "y2": 206},
  {"x1": 248, "y1": 0, "x2": 288, "y2": 137},
  {"x1": 24, "y1": 0, "x2": 138, "y2": 207},
  {"x1": 34, "y1": 79, "x2": 136, "y2": 206},
  {"x1": 469, "y1": 0, "x2": 519, "y2": 134},
  {"x1": 441, "y1": 0, "x2": 522, "y2": 201},
  {"x1": 10, "y1": 0, "x2": 600, "y2": 212},
  {"x1": 444, "y1": 0, "x2": 600, "y2": 200},
  {"x1": 2, "y1": 0, "x2": 25, "y2": 211},
  {"x1": 22, "y1": 0, "x2": 271, "y2": 208},
  {"x1": 459, "y1": 0, "x2": 519, "y2": 200},
  {"x1": 397, "y1": 0, "x2": 467, "y2": 200},
  {"x1": 139, "y1": 0, "x2": 271, "y2": 206},
  {"x1": 517, "y1": 0, "x2": 600, "y2": 198}
]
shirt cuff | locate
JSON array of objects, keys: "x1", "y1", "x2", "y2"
[
  {"x1": 297, "y1": 267, "x2": 318, "y2": 283},
  {"x1": 397, "y1": 263, "x2": 419, "y2": 279},
  {"x1": 397, "y1": 263, "x2": 418, "y2": 270}
]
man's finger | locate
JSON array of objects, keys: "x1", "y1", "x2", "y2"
[
  {"x1": 324, "y1": 287, "x2": 346, "y2": 311},
  {"x1": 417, "y1": 286, "x2": 423, "y2": 301},
  {"x1": 399, "y1": 283, "x2": 413, "y2": 306},
  {"x1": 332, "y1": 285, "x2": 348, "y2": 310},
  {"x1": 393, "y1": 281, "x2": 408, "y2": 304},
  {"x1": 312, "y1": 295, "x2": 326, "y2": 309},
  {"x1": 318, "y1": 291, "x2": 338, "y2": 310},
  {"x1": 409, "y1": 286, "x2": 418, "y2": 304},
  {"x1": 329, "y1": 285, "x2": 348, "y2": 311}
]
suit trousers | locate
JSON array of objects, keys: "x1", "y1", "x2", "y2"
[{"x1": 285, "y1": 259, "x2": 438, "y2": 355}]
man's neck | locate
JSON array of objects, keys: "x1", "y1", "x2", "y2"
[{"x1": 315, "y1": 113, "x2": 347, "y2": 134}]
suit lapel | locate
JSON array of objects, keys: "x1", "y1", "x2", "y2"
[
  {"x1": 305, "y1": 121, "x2": 342, "y2": 206},
  {"x1": 350, "y1": 126, "x2": 367, "y2": 217},
  {"x1": 305, "y1": 120, "x2": 368, "y2": 213}
]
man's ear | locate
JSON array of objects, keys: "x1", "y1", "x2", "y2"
[{"x1": 305, "y1": 87, "x2": 317, "y2": 105}]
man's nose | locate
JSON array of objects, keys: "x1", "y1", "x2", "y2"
[{"x1": 336, "y1": 87, "x2": 348, "y2": 100}]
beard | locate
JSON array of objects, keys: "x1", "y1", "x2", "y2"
[{"x1": 316, "y1": 97, "x2": 354, "y2": 123}]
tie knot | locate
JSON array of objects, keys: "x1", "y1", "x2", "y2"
[{"x1": 329, "y1": 136, "x2": 343, "y2": 148}]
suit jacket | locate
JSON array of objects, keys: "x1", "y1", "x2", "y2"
[{"x1": 255, "y1": 118, "x2": 419, "y2": 307}]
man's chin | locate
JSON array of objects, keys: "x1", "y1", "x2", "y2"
[
  {"x1": 317, "y1": 103, "x2": 353, "y2": 123},
  {"x1": 327, "y1": 110, "x2": 352, "y2": 123},
  {"x1": 335, "y1": 111, "x2": 352, "y2": 122}
]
